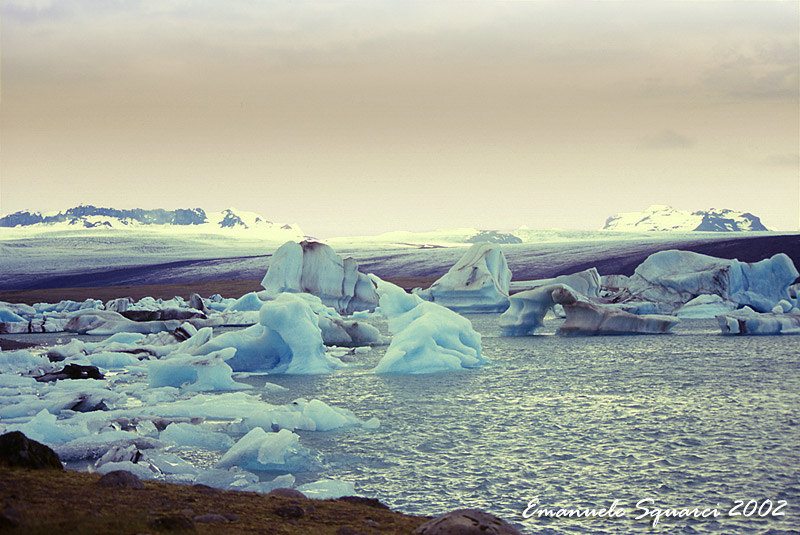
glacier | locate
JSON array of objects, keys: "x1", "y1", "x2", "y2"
[{"x1": 414, "y1": 242, "x2": 512, "y2": 312}]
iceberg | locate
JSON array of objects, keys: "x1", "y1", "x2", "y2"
[
  {"x1": 717, "y1": 307, "x2": 800, "y2": 335},
  {"x1": 499, "y1": 284, "x2": 567, "y2": 336},
  {"x1": 261, "y1": 240, "x2": 378, "y2": 314},
  {"x1": 500, "y1": 284, "x2": 679, "y2": 336},
  {"x1": 65, "y1": 310, "x2": 181, "y2": 335},
  {"x1": 146, "y1": 348, "x2": 251, "y2": 391},
  {"x1": 628, "y1": 250, "x2": 798, "y2": 313},
  {"x1": 216, "y1": 428, "x2": 312, "y2": 472},
  {"x1": 159, "y1": 422, "x2": 236, "y2": 450},
  {"x1": 553, "y1": 287, "x2": 680, "y2": 335},
  {"x1": 513, "y1": 268, "x2": 602, "y2": 298},
  {"x1": 193, "y1": 293, "x2": 340, "y2": 374},
  {"x1": 676, "y1": 294, "x2": 737, "y2": 319},
  {"x1": 370, "y1": 276, "x2": 486, "y2": 374},
  {"x1": 414, "y1": 242, "x2": 512, "y2": 312}
]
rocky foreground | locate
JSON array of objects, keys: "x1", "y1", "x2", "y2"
[{"x1": 0, "y1": 432, "x2": 521, "y2": 535}]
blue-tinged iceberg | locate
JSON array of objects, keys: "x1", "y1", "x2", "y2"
[
  {"x1": 717, "y1": 307, "x2": 800, "y2": 335},
  {"x1": 370, "y1": 276, "x2": 486, "y2": 374},
  {"x1": 414, "y1": 242, "x2": 512, "y2": 312},
  {"x1": 627, "y1": 250, "x2": 798, "y2": 313},
  {"x1": 193, "y1": 293, "x2": 340, "y2": 374},
  {"x1": 261, "y1": 240, "x2": 378, "y2": 315},
  {"x1": 500, "y1": 284, "x2": 678, "y2": 336}
]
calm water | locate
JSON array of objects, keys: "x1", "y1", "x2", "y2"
[{"x1": 249, "y1": 316, "x2": 800, "y2": 534}]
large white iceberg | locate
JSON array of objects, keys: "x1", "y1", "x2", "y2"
[
  {"x1": 261, "y1": 240, "x2": 378, "y2": 314},
  {"x1": 370, "y1": 276, "x2": 486, "y2": 374},
  {"x1": 193, "y1": 293, "x2": 340, "y2": 374},
  {"x1": 627, "y1": 250, "x2": 798, "y2": 313},
  {"x1": 414, "y1": 242, "x2": 512, "y2": 312}
]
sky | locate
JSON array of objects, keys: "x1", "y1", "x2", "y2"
[{"x1": 1, "y1": 0, "x2": 798, "y2": 237}]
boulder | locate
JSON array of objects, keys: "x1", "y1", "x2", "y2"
[
  {"x1": 268, "y1": 488, "x2": 307, "y2": 499},
  {"x1": 34, "y1": 363, "x2": 104, "y2": 382},
  {"x1": 0, "y1": 431, "x2": 63, "y2": 470},
  {"x1": 95, "y1": 470, "x2": 145, "y2": 489},
  {"x1": 413, "y1": 509, "x2": 521, "y2": 535}
]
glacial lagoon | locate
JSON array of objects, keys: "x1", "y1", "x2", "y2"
[{"x1": 235, "y1": 315, "x2": 800, "y2": 534}]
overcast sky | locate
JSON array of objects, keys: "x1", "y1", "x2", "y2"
[{"x1": 1, "y1": 0, "x2": 798, "y2": 236}]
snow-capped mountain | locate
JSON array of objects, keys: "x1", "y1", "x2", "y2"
[
  {"x1": 602, "y1": 205, "x2": 770, "y2": 232},
  {"x1": 0, "y1": 205, "x2": 304, "y2": 238}
]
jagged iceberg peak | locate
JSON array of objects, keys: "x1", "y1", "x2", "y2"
[
  {"x1": 261, "y1": 240, "x2": 378, "y2": 315},
  {"x1": 415, "y1": 242, "x2": 512, "y2": 312},
  {"x1": 602, "y1": 205, "x2": 770, "y2": 232}
]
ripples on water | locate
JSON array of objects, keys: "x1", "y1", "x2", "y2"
[{"x1": 244, "y1": 316, "x2": 800, "y2": 534}]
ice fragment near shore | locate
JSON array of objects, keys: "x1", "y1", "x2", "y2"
[{"x1": 216, "y1": 428, "x2": 312, "y2": 472}]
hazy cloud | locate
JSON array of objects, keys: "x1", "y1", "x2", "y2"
[
  {"x1": 640, "y1": 130, "x2": 695, "y2": 150},
  {"x1": 762, "y1": 153, "x2": 800, "y2": 167}
]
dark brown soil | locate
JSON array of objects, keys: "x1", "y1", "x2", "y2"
[{"x1": 0, "y1": 466, "x2": 430, "y2": 534}]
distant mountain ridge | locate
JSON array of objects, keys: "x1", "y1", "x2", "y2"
[
  {"x1": 603, "y1": 205, "x2": 770, "y2": 232},
  {"x1": 0, "y1": 205, "x2": 302, "y2": 235}
]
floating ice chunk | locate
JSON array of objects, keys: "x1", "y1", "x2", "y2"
[
  {"x1": 295, "y1": 479, "x2": 356, "y2": 499},
  {"x1": 261, "y1": 240, "x2": 378, "y2": 314},
  {"x1": 224, "y1": 292, "x2": 266, "y2": 312},
  {"x1": 676, "y1": 294, "x2": 737, "y2": 319},
  {"x1": 717, "y1": 307, "x2": 800, "y2": 335},
  {"x1": 194, "y1": 467, "x2": 260, "y2": 490},
  {"x1": 415, "y1": 242, "x2": 512, "y2": 312},
  {"x1": 518, "y1": 268, "x2": 602, "y2": 299},
  {"x1": 553, "y1": 287, "x2": 679, "y2": 335},
  {"x1": 217, "y1": 428, "x2": 311, "y2": 472},
  {"x1": 86, "y1": 351, "x2": 142, "y2": 370},
  {"x1": 499, "y1": 284, "x2": 567, "y2": 336},
  {"x1": 0, "y1": 350, "x2": 49, "y2": 374},
  {"x1": 146, "y1": 450, "x2": 199, "y2": 476},
  {"x1": 194, "y1": 293, "x2": 339, "y2": 374},
  {"x1": 146, "y1": 348, "x2": 249, "y2": 391},
  {"x1": 370, "y1": 276, "x2": 486, "y2": 374},
  {"x1": 65, "y1": 310, "x2": 181, "y2": 335},
  {"x1": 6, "y1": 409, "x2": 88, "y2": 444},
  {"x1": 0, "y1": 306, "x2": 26, "y2": 322},
  {"x1": 160, "y1": 422, "x2": 235, "y2": 450}
]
